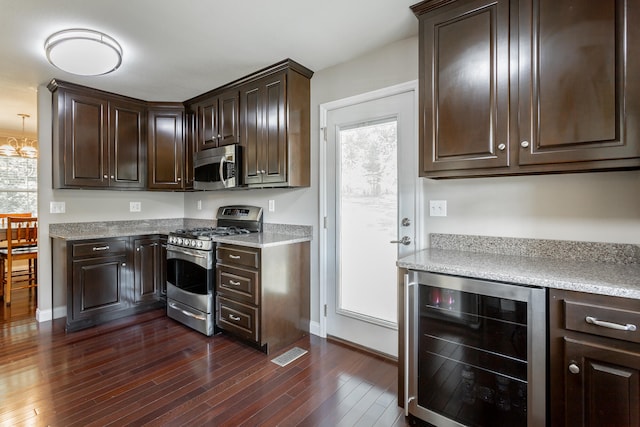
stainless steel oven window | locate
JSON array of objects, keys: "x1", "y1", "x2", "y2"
[{"x1": 405, "y1": 271, "x2": 546, "y2": 427}]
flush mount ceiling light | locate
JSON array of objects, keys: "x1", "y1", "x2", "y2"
[{"x1": 44, "y1": 28, "x2": 123, "y2": 76}]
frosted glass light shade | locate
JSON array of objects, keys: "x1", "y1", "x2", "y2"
[{"x1": 45, "y1": 29, "x2": 123, "y2": 76}]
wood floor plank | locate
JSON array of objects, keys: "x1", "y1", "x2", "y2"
[{"x1": 0, "y1": 308, "x2": 410, "y2": 426}]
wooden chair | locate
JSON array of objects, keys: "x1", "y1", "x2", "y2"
[
  {"x1": 0, "y1": 216, "x2": 38, "y2": 306},
  {"x1": 0, "y1": 213, "x2": 32, "y2": 230}
]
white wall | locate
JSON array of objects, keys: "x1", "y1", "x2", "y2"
[
  {"x1": 422, "y1": 171, "x2": 640, "y2": 244},
  {"x1": 37, "y1": 86, "x2": 185, "y2": 321}
]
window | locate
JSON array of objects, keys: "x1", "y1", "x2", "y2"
[{"x1": 0, "y1": 156, "x2": 37, "y2": 215}]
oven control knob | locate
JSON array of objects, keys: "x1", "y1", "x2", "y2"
[
  {"x1": 191, "y1": 240, "x2": 196, "y2": 247},
  {"x1": 197, "y1": 241, "x2": 203, "y2": 248},
  {"x1": 177, "y1": 238, "x2": 183, "y2": 245}
]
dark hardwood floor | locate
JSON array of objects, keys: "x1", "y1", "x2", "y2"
[{"x1": 0, "y1": 295, "x2": 410, "y2": 426}]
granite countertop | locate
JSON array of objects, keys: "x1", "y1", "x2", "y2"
[
  {"x1": 49, "y1": 219, "x2": 312, "y2": 248},
  {"x1": 398, "y1": 235, "x2": 640, "y2": 300}
]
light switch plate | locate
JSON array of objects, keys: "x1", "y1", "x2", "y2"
[
  {"x1": 50, "y1": 201, "x2": 66, "y2": 214},
  {"x1": 197, "y1": 200, "x2": 202, "y2": 210},
  {"x1": 130, "y1": 202, "x2": 141, "y2": 212},
  {"x1": 429, "y1": 200, "x2": 447, "y2": 217},
  {"x1": 268, "y1": 199, "x2": 275, "y2": 212}
]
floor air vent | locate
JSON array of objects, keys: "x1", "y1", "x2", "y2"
[{"x1": 270, "y1": 347, "x2": 308, "y2": 367}]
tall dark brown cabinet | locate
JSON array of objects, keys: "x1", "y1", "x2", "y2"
[
  {"x1": 413, "y1": 0, "x2": 640, "y2": 178},
  {"x1": 146, "y1": 103, "x2": 187, "y2": 190}
]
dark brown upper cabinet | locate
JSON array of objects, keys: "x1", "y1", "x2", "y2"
[
  {"x1": 147, "y1": 103, "x2": 187, "y2": 190},
  {"x1": 239, "y1": 61, "x2": 312, "y2": 188},
  {"x1": 191, "y1": 90, "x2": 239, "y2": 151},
  {"x1": 412, "y1": 0, "x2": 640, "y2": 178},
  {"x1": 185, "y1": 59, "x2": 313, "y2": 188},
  {"x1": 49, "y1": 80, "x2": 146, "y2": 189}
]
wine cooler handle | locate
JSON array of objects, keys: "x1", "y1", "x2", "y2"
[{"x1": 404, "y1": 274, "x2": 416, "y2": 416}]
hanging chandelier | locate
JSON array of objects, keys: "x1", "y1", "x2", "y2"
[{"x1": 0, "y1": 114, "x2": 38, "y2": 158}]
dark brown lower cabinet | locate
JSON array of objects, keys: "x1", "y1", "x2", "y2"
[
  {"x1": 549, "y1": 289, "x2": 640, "y2": 427},
  {"x1": 53, "y1": 236, "x2": 165, "y2": 332},
  {"x1": 133, "y1": 237, "x2": 163, "y2": 303},
  {"x1": 215, "y1": 241, "x2": 310, "y2": 354}
]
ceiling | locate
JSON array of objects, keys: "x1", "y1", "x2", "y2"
[{"x1": 0, "y1": 0, "x2": 419, "y2": 137}]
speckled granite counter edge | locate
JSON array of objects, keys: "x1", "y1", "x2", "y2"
[
  {"x1": 49, "y1": 219, "x2": 312, "y2": 242},
  {"x1": 398, "y1": 234, "x2": 640, "y2": 299}
]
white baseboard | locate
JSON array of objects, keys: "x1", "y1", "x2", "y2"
[
  {"x1": 35, "y1": 306, "x2": 66, "y2": 322},
  {"x1": 309, "y1": 320, "x2": 322, "y2": 337}
]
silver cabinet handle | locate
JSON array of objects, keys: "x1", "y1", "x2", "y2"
[
  {"x1": 229, "y1": 280, "x2": 241, "y2": 286},
  {"x1": 93, "y1": 246, "x2": 110, "y2": 251},
  {"x1": 121, "y1": 263, "x2": 126, "y2": 267},
  {"x1": 229, "y1": 314, "x2": 241, "y2": 321},
  {"x1": 110, "y1": 175, "x2": 115, "y2": 179},
  {"x1": 229, "y1": 254, "x2": 241, "y2": 259},
  {"x1": 103, "y1": 174, "x2": 108, "y2": 179},
  {"x1": 585, "y1": 316, "x2": 637, "y2": 332},
  {"x1": 390, "y1": 236, "x2": 411, "y2": 246},
  {"x1": 521, "y1": 140, "x2": 530, "y2": 148},
  {"x1": 568, "y1": 363, "x2": 580, "y2": 374},
  {"x1": 498, "y1": 143, "x2": 506, "y2": 151}
]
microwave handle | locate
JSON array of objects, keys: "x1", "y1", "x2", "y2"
[{"x1": 219, "y1": 156, "x2": 228, "y2": 188}]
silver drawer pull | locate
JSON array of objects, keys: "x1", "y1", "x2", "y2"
[
  {"x1": 585, "y1": 316, "x2": 637, "y2": 332},
  {"x1": 93, "y1": 246, "x2": 110, "y2": 251},
  {"x1": 229, "y1": 254, "x2": 241, "y2": 259},
  {"x1": 229, "y1": 280, "x2": 241, "y2": 286},
  {"x1": 229, "y1": 314, "x2": 241, "y2": 321}
]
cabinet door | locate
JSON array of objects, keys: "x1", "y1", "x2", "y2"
[
  {"x1": 240, "y1": 83, "x2": 263, "y2": 185},
  {"x1": 565, "y1": 338, "x2": 640, "y2": 427},
  {"x1": 261, "y1": 74, "x2": 288, "y2": 184},
  {"x1": 418, "y1": 0, "x2": 510, "y2": 175},
  {"x1": 62, "y1": 91, "x2": 109, "y2": 187},
  {"x1": 147, "y1": 107, "x2": 185, "y2": 190},
  {"x1": 133, "y1": 238, "x2": 160, "y2": 303},
  {"x1": 71, "y1": 254, "x2": 128, "y2": 321},
  {"x1": 110, "y1": 100, "x2": 146, "y2": 189},
  {"x1": 196, "y1": 98, "x2": 219, "y2": 151},
  {"x1": 518, "y1": 0, "x2": 640, "y2": 165},
  {"x1": 159, "y1": 237, "x2": 167, "y2": 297},
  {"x1": 218, "y1": 90, "x2": 240, "y2": 147},
  {"x1": 240, "y1": 73, "x2": 288, "y2": 185}
]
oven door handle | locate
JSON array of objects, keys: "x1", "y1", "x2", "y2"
[
  {"x1": 168, "y1": 248, "x2": 209, "y2": 260},
  {"x1": 168, "y1": 302, "x2": 206, "y2": 321}
]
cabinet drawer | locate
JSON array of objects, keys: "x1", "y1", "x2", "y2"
[
  {"x1": 217, "y1": 265, "x2": 259, "y2": 305},
  {"x1": 217, "y1": 245, "x2": 259, "y2": 269},
  {"x1": 72, "y1": 239, "x2": 127, "y2": 258},
  {"x1": 564, "y1": 300, "x2": 640, "y2": 344},
  {"x1": 217, "y1": 296, "x2": 258, "y2": 343}
]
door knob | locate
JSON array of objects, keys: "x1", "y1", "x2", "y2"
[{"x1": 390, "y1": 236, "x2": 411, "y2": 245}]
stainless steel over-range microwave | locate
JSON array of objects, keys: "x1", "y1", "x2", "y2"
[{"x1": 193, "y1": 144, "x2": 242, "y2": 190}]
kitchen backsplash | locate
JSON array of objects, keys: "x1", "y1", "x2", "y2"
[{"x1": 430, "y1": 234, "x2": 640, "y2": 265}]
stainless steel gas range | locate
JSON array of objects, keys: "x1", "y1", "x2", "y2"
[{"x1": 165, "y1": 205, "x2": 263, "y2": 335}]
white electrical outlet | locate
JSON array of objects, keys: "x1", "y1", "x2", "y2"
[
  {"x1": 197, "y1": 200, "x2": 202, "y2": 210},
  {"x1": 268, "y1": 200, "x2": 275, "y2": 212},
  {"x1": 429, "y1": 200, "x2": 447, "y2": 217},
  {"x1": 130, "y1": 202, "x2": 141, "y2": 212},
  {"x1": 50, "y1": 201, "x2": 66, "y2": 214}
]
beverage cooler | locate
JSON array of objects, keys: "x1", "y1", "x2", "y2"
[{"x1": 403, "y1": 271, "x2": 546, "y2": 427}]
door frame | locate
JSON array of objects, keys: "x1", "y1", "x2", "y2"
[{"x1": 318, "y1": 80, "x2": 421, "y2": 339}]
